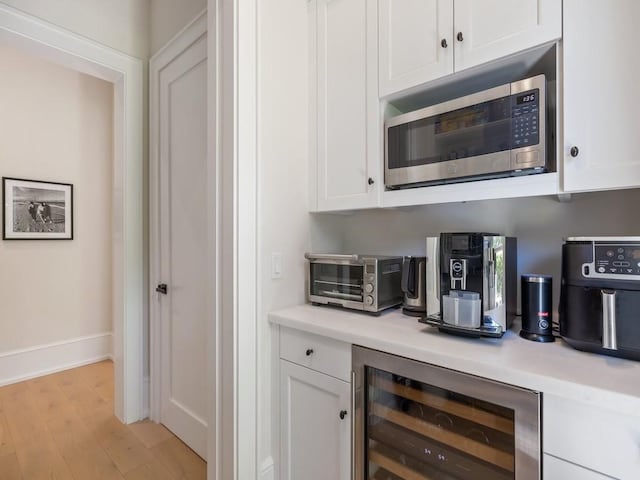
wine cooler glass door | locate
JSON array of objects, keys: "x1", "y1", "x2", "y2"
[{"x1": 352, "y1": 347, "x2": 540, "y2": 480}]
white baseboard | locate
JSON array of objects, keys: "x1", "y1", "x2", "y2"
[
  {"x1": 0, "y1": 332, "x2": 113, "y2": 387},
  {"x1": 142, "y1": 376, "x2": 150, "y2": 419},
  {"x1": 260, "y1": 457, "x2": 275, "y2": 480}
]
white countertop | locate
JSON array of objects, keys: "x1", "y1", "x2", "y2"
[{"x1": 269, "y1": 304, "x2": 640, "y2": 417}]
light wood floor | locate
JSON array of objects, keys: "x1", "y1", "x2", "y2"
[{"x1": 0, "y1": 360, "x2": 206, "y2": 480}]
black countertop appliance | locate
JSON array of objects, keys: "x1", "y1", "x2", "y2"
[{"x1": 560, "y1": 237, "x2": 640, "y2": 361}]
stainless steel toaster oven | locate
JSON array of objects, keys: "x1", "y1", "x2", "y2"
[{"x1": 305, "y1": 253, "x2": 403, "y2": 313}]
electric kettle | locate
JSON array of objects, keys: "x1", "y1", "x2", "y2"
[{"x1": 401, "y1": 256, "x2": 427, "y2": 316}]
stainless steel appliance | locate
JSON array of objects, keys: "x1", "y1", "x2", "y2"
[
  {"x1": 305, "y1": 253, "x2": 403, "y2": 313},
  {"x1": 401, "y1": 256, "x2": 427, "y2": 316},
  {"x1": 559, "y1": 237, "x2": 640, "y2": 361},
  {"x1": 385, "y1": 75, "x2": 549, "y2": 188},
  {"x1": 353, "y1": 346, "x2": 541, "y2": 480},
  {"x1": 422, "y1": 233, "x2": 517, "y2": 337}
]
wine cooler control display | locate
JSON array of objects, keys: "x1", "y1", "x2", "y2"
[{"x1": 353, "y1": 347, "x2": 541, "y2": 480}]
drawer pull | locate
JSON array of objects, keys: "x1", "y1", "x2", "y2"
[
  {"x1": 339, "y1": 410, "x2": 348, "y2": 420},
  {"x1": 305, "y1": 348, "x2": 314, "y2": 356}
]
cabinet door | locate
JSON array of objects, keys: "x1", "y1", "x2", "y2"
[
  {"x1": 280, "y1": 360, "x2": 351, "y2": 480},
  {"x1": 543, "y1": 455, "x2": 612, "y2": 480},
  {"x1": 544, "y1": 393, "x2": 640, "y2": 479},
  {"x1": 378, "y1": 0, "x2": 453, "y2": 97},
  {"x1": 316, "y1": 0, "x2": 379, "y2": 211},
  {"x1": 563, "y1": 0, "x2": 640, "y2": 192},
  {"x1": 454, "y1": 0, "x2": 561, "y2": 72}
]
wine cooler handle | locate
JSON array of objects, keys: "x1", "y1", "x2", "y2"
[{"x1": 351, "y1": 370, "x2": 356, "y2": 480}]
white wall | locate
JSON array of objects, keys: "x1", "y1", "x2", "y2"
[
  {"x1": 150, "y1": 0, "x2": 206, "y2": 56},
  {"x1": 257, "y1": 0, "x2": 343, "y2": 476},
  {"x1": 0, "y1": 45, "x2": 113, "y2": 351},
  {"x1": 0, "y1": 0, "x2": 150, "y2": 58},
  {"x1": 311, "y1": 188, "x2": 640, "y2": 314}
]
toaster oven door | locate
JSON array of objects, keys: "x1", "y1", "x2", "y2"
[{"x1": 309, "y1": 262, "x2": 364, "y2": 308}]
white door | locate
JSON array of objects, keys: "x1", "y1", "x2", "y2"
[
  {"x1": 378, "y1": 0, "x2": 454, "y2": 97},
  {"x1": 315, "y1": 0, "x2": 379, "y2": 211},
  {"x1": 156, "y1": 33, "x2": 208, "y2": 459},
  {"x1": 563, "y1": 0, "x2": 640, "y2": 192},
  {"x1": 454, "y1": 0, "x2": 561, "y2": 72},
  {"x1": 280, "y1": 360, "x2": 351, "y2": 480}
]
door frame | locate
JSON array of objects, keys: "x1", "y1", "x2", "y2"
[
  {"x1": 149, "y1": 10, "x2": 208, "y2": 424},
  {"x1": 0, "y1": 4, "x2": 145, "y2": 423}
]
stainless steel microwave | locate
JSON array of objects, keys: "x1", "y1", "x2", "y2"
[{"x1": 385, "y1": 75, "x2": 548, "y2": 188}]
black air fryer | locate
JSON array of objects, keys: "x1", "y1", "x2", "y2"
[{"x1": 560, "y1": 237, "x2": 640, "y2": 361}]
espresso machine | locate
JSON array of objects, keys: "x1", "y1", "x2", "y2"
[{"x1": 422, "y1": 233, "x2": 517, "y2": 337}]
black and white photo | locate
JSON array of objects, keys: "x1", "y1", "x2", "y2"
[{"x1": 3, "y1": 177, "x2": 73, "y2": 240}]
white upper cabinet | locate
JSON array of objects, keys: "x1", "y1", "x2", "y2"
[
  {"x1": 563, "y1": 0, "x2": 640, "y2": 193},
  {"x1": 314, "y1": 0, "x2": 379, "y2": 211},
  {"x1": 379, "y1": 0, "x2": 561, "y2": 97},
  {"x1": 378, "y1": 0, "x2": 454, "y2": 97},
  {"x1": 454, "y1": 0, "x2": 562, "y2": 72}
]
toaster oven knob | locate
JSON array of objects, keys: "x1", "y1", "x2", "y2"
[
  {"x1": 365, "y1": 295, "x2": 374, "y2": 306},
  {"x1": 364, "y1": 283, "x2": 374, "y2": 293}
]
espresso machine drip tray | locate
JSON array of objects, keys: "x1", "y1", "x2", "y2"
[{"x1": 420, "y1": 314, "x2": 505, "y2": 338}]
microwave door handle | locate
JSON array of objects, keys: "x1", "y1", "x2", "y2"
[{"x1": 601, "y1": 289, "x2": 618, "y2": 350}]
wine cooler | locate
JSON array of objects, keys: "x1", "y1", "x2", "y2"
[{"x1": 352, "y1": 347, "x2": 541, "y2": 479}]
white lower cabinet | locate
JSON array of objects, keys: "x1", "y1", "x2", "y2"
[
  {"x1": 544, "y1": 454, "x2": 613, "y2": 480},
  {"x1": 543, "y1": 393, "x2": 640, "y2": 479},
  {"x1": 280, "y1": 360, "x2": 351, "y2": 480},
  {"x1": 279, "y1": 326, "x2": 352, "y2": 480}
]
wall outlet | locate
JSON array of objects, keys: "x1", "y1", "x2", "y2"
[{"x1": 271, "y1": 253, "x2": 282, "y2": 279}]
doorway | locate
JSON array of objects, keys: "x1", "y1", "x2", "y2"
[{"x1": 0, "y1": 5, "x2": 145, "y2": 423}]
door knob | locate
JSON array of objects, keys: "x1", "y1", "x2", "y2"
[
  {"x1": 570, "y1": 146, "x2": 579, "y2": 157},
  {"x1": 368, "y1": 177, "x2": 375, "y2": 186},
  {"x1": 305, "y1": 348, "x2": 314, "y2": 356},
  {"x1": 339, "y1": 410, "x2": 348, "y2": 420},
  {"x1": 156, "y1": 283, "x2": 168, "y2": 294},
  {"x1": 441, "y1": 38, "x2": 448, "y2": 48},
  {"x1": 457, "y1": 32, "x2": 464, "y2": 42}
]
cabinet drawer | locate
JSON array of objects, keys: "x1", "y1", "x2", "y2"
[
  {"x1": 543, "y1": 393, "x2": 640, "y2": 479},
  {"x1": 280, "y1": 327, "x2": 351, "y2": 381},
  {"x1": 543, "y1": 454, "x2": 612, "y2": 480}
]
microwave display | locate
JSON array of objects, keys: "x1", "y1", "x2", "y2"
[{"x1": 384, "y1": 75, "x2": 547, "y2": 189}]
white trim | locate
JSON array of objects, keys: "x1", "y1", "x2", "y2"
[
  {"x1": 238, "y1": 0, "x2": 258, "y2": 478},
  {"x1": 0, "y1": 333, "x2": 113, "y2": 387},
  {"x1": 143, "y1": 376, "x2": 150, "y2": 419},
  {"x1": 259, "y1": 457, "x2": 275, "y2": 480},
  {"x1": 209, "y1": 0, "x2": 236, "y2": 478},
  {"x1": 149, "y1": 10, "x2": 208, "y2": 424},
  {"x1": 0, "y1": 5, "x2": 144, "y2": 423},
  {"x1": 151, "y1": 10, "x2": 207, "y2": 63}
]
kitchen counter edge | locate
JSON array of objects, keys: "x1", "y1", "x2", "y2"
[{"x1": 269, "y1": 304, "x2": 640, "y2": 417}]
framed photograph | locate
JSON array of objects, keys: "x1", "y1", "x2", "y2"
[{"x1": 3, "y1": 177, "x2": 74, "y2": 240}]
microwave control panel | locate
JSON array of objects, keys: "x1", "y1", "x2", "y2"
[
  {"x1": 511, "y1": 88, "x2": 539, "y2": 148},
  {"x1": 594, "y1": 244, "x2": 640, "y2": 276}
]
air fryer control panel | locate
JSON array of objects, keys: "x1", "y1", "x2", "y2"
[{"x1": 581, "y1": 241, "x2": 640, "y2": 280}]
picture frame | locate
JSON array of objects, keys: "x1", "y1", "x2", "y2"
[{"x1": 2, "y1": 177, "x2": 74, "y2": 240}]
